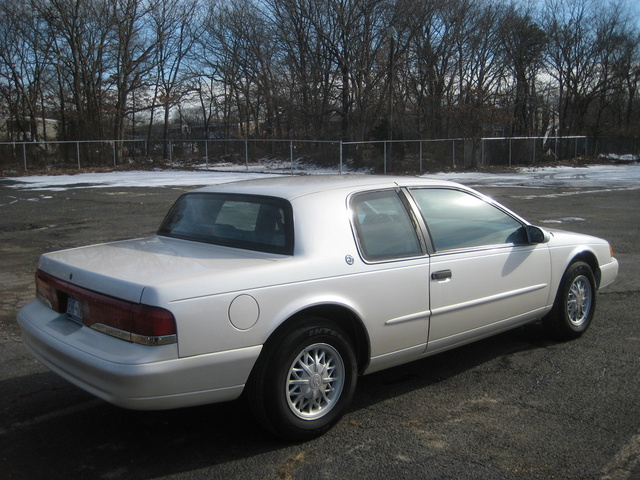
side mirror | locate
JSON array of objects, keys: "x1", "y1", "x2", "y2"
[{"x1": 526, "y1": 225, "x2": 550, "y2": 244}]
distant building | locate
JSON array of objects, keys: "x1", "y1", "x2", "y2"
[{"x1": 0, "y1": 117, "x2": 59, "y2": 142}]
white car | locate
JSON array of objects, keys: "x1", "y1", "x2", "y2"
[{"x1": 18, "y1": 175, "x2": 618, "y2": 440}]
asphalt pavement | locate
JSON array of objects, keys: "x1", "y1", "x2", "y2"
[{"x1": 0, "y1": 174, "x2": 638, "y2": 480}]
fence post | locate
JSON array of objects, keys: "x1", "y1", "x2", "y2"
[
  {"x1": 384, "y1": 142, "x2": 387, "y2": 174},
  {"x1": 509, "y1": 138, "x2": 512, "y2": 167},
  {"x1": 205, "y1": 140, "x2": 209, "y2": 169},
  {"x1": 77, "y1": 141, "x2": 81, "y2": 169},
  {"x1": 290, "y1": 140, "x2": 294, "y2": 174},
  {"x1": 339, "y1": 141, "x2": 343, "y2": 174},
  {"x1": 113, "y1": 141, "x2": 117, "y2": 168},
  {"x1": 481, "y1": 138, "x2": 485, "y2": 166},
  {"x1": 22, "y1": 143, "x2": 27, "y2": 171},
  {"x1": 245, "y1": 139, "x2": 249, "y2": 172},
  {"x1": 419, "y1": 140, "x2": 423, "y2": 172},
  {"x1": 452, "y1": 139, "x2": 455, "y2": 168}
]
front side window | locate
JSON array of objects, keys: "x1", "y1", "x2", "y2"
[
  {"x1": 409, "y1": 188, "x2": 526, "y2": 251},
  {"x1": 158, "y1": 193, "x2": 293, "y2": 254},
  {"x1": 351, "y1": 190, "x2": 422, "y2": 261}
]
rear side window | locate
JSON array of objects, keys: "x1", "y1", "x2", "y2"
[
  {"x1": 158, "y1": 193, "x2": 293, "y2": 254},
  {"x1": 408, "y1": 188, "x2": 526, "y2": 251},
  {"x1": 351, "y1": 190, "x2": 422, "y2": 261}
]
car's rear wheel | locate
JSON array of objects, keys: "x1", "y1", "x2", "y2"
[
  {"x1": 544, "y1": 261, "x2": 596, "y2": 341},
  {"x1": 247, "y1": 318, "x2": 357, "y2": 441}
]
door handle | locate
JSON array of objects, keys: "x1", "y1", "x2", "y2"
[{"x1": 431, "y1": 269, "x2": 452, "y2": 280}]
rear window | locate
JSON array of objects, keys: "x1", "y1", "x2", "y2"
[{"x1": 158, "y1": 193, "x2": 294, "y2": 254}]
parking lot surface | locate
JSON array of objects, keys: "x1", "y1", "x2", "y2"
[{"x1": 1, "y1": 171, "x2": 639, "y2": 480}]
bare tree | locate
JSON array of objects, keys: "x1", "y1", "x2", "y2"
[
  {"x1": 197, "y1": 1, "x2": 239, "y2": 139},
  {"x1": 500, "y1": 3, "x2": 547, "y2": 136},
  {"x1": 147, "y1": 0, "x2": 199, "y2": 155},
  {"x1": 1, "y1": 0, "x2": 637, "y2": 163},
  {"x1": 242, "y1": 2, "x2": 282, "y2": 138},
  {"x1": 198, "y1": 0, "x2": 266, "y2": 139},
  {"x1": 266, "y1": 0, "x2": 337, "y2": 139},
  {"x1": 0, "y1": 0, "x2": 54, "y2": 141},
  {"x1": 191, "y1": 74, "x2": 223, "y2": 139},
  {"x1": 307, "y1": 0, "x2": 393, "y2": 141},
  {"x1": 452, "y1": 0, "x2": 509, "y2": 139},
  {"x1": 544, "y1": 0, "x2": 601, "y2": 135},
  {"x1": 618, "y1": 31, "x2": 640, "y2": 133},
  {"x1": 543, "y1": 0, "x2": 640, "y2": 137},
  {"x1": 402, "y1": 0, "x2": 461, "y2": 138},
  {"x1": 40, "y1": 0, "x2": 112, "y2": 141},
  {"x1": 108, "y1": 0, "x2": 158, "y2": 162},
  {"x1": 589, "y1": 0, "x2": 640, "y2": 136}
]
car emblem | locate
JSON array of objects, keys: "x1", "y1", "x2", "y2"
[{"x1": 345, "y1": 255, "x2": 354, "y2": 265}]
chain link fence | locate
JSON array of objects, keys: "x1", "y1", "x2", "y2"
[{"x1": 1, "y1": 136, "x2": 636, "y2": 174}]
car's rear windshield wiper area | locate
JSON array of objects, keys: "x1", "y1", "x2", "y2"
[{"x1": 157, "y1": 192, "x2": 294, "y2": 255}]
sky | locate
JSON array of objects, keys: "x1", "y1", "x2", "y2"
[{"x1": 4, "y1": 163, "x2": 640, "y2": 193}]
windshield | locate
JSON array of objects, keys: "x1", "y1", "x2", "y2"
[{"x1": 158, "y1": 192, "x2": 294, "y2": 255}]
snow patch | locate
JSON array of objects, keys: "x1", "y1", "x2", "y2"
[{"x1": 3, "y1": 163, "x2": 640, "y2": 192}]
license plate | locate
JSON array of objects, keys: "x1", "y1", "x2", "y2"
[{"x1": 66, "y1": 295, "x2": 83, "y2": 323}]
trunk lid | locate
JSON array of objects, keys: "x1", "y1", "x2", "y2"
[{"x1": 38, "y1": 236, "x2": 285, "y2": 304}]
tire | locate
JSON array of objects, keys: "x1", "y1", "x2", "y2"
[
  {"x1": 247, "y1": 318, "x2": 357, "y2": 441},
  {"x1": 543, "y1": 261, "x2": 596, "y2": 341}
]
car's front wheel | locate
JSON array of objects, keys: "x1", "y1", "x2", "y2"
[
  {"x1": 247, "y1": 318, "x2": 357, "y2": 441},
  {"x1": 544, "y1": 261, "x2": 596, "y2": 341}
]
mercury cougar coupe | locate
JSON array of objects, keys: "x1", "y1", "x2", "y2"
[{"x1": 18, "y1": 175, "x2": 618, "y2": 440}]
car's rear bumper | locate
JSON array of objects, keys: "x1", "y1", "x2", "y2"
[{"x1": 17, "y1": 299, "x2": 261, "y2": 410}]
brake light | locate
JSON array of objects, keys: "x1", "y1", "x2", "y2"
[
  {"x1": 35, "y1": 270, "x2": 176, "y2": 345},
  {"x1": 36, "y1": 270, "x2": 60, "y2": 310}
]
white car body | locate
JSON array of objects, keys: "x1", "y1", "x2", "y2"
[{"x1": 17, "y1": 175, "x2": 618, "y2": 438}]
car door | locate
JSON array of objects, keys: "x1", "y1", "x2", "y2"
[
  {"x1": 407, "y1": 187, "x2": 552, "y2": 354},
  {"x1": 349, "y1": 189, "x2": 433, "y2": 372}
]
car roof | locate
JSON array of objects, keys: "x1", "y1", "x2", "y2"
[{"x1": 192, "y1": 174, "x2": 464, "y2": 201}]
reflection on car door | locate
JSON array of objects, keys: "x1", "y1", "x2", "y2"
[
  {"x1": 406, "y1": 187, "x2": 552, "y2": 354},
  {"x1": 427, "y1": 244, "x2": 551, "y2": 354}
]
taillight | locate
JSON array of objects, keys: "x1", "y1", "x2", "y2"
[
  {"x1": 35, "y1": 270, "x2": 176, "y2": 346},
  {"x1": 36, "y1": 270, "x2": 60, "y2": 311}
]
